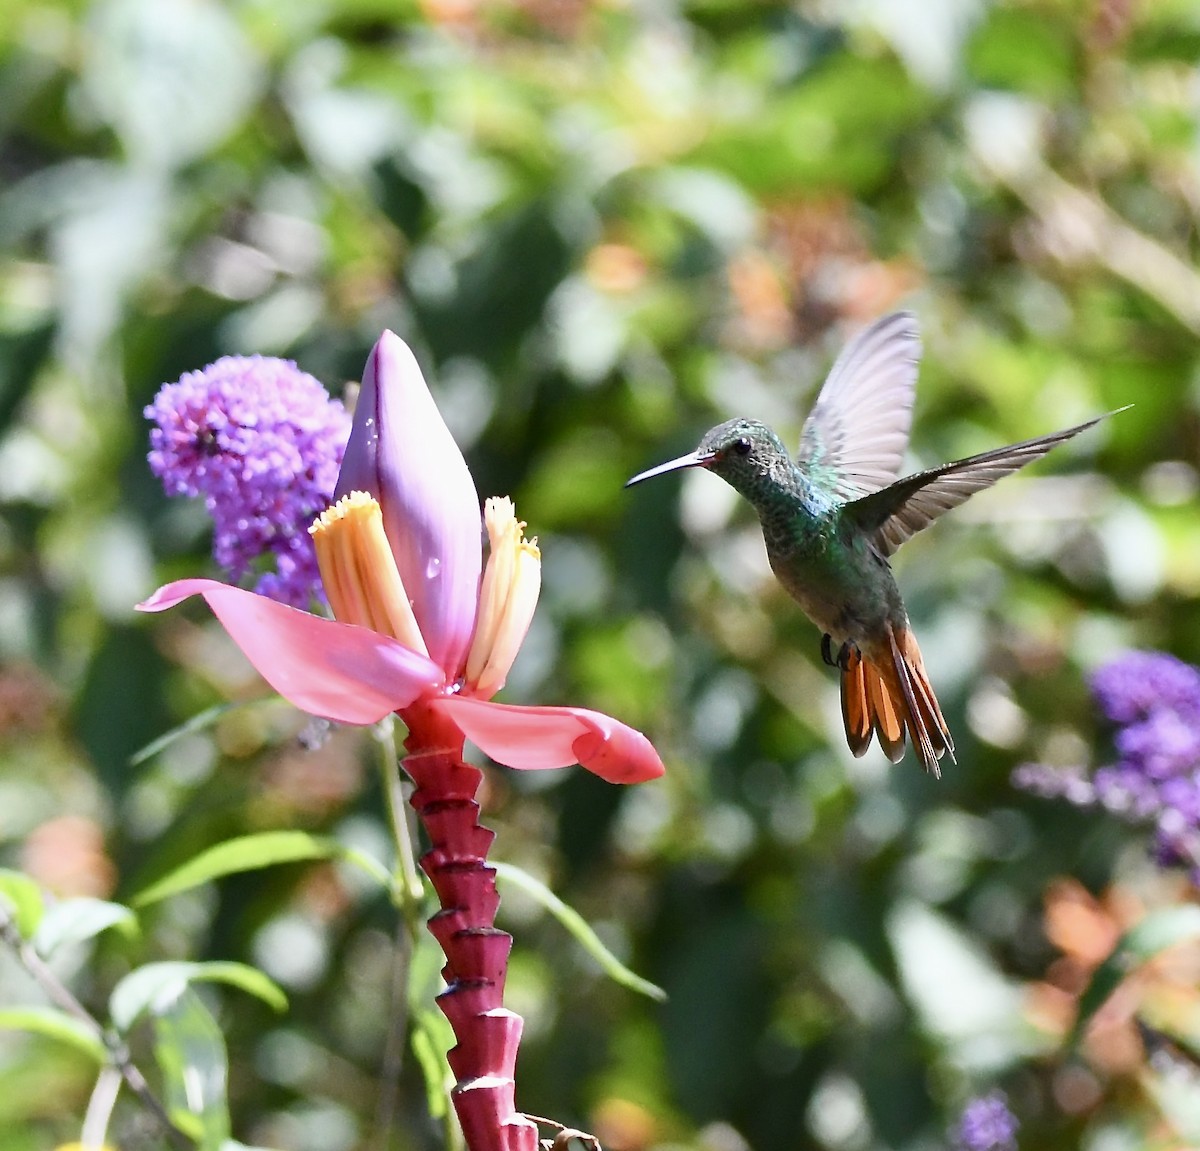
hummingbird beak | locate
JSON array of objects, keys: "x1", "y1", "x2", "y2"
[{"x1": 625, "y1": 450, "x2": 714, "y2": 488}]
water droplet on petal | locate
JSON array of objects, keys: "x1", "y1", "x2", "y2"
[{"x1": 426, "y1": 556, "x2": 441, "y2": 580}]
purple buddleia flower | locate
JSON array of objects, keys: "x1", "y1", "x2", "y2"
[
  {"x1": 146, "y1": 355, "x2": 351, "y2": 608},
  {"x1": 1014, "y1": 651, "x2": 1200, "y2": 882},
  {"x1": 953, "y1": 1091, "x2": 1018, "y2": 1151},
  {"x1": 1091, "y1": 652, "x2": 1200, "y2": 726},
  {"x1": 1010, "y1": 762, "x2": 1095, "y2": 806}
]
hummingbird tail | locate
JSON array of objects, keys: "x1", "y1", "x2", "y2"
[
  {"x1": 838, "y1": 626, "x2": 955, "y2": 777},
  {"x1": 840, "y1": 645, "x2": 906, "y2": 762}
]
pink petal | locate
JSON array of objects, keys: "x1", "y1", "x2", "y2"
[
  {"x1": 431, "y1": 696, "x2": 665, "y2": 785},
  {"x1": 138, "y1": 578, "x2": 445, "y2": 724},
  {"x1": 336, "y1": 332, "x2": 482, "y2": 678}
]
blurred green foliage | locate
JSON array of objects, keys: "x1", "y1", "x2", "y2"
[{"x1": 2, "y1": 0, "x2": 1200, "y2": 1149}]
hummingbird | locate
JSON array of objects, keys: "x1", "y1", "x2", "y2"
[{"x1": 626, "y1": 311, "x2": 1120, "y2": 777}]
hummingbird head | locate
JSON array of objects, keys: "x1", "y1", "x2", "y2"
[{"x1": 625, "y1": 418, "x2": 793, "y2": 499}]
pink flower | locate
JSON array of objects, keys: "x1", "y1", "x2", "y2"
[{"x1": 138, "y1": 331, "x2": 664, "y2": 788}]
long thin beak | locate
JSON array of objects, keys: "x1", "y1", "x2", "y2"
[{"x1": 625, "y1": 450, "x2": 712, "y2": 488}]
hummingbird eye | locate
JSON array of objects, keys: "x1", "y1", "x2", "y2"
[{"x1": 732, "y1": 437, "x2": 752, "y2": 456}]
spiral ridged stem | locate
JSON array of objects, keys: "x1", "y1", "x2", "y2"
[{"x1": 401, "y1": 700, "x2": 539, "y2": 1151}]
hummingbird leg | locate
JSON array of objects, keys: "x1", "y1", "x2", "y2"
[{"x1": 821, "y1": 634, "x2": 837, "y2": 668}]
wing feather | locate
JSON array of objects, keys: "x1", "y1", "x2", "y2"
[
  {"x1": 846, "y1": 411, "x2": 1121, "y2": 557},
  {"x1": 797, "y1": 311, "x2": 922, "y2": 500}
]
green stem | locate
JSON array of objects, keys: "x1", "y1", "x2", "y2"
[
  {"x1": 81, "y1": 1065, "x2": 121, "y2": 1150},
  {"x1": 371, "y1": 717, "x2": 431, "y2": 1150},
  {"x1": 374, "y1": 716, "x2": 426, "y2": 918},
  {"x1": 0, "y1": 905, "x2": 193, "y2": 1151}
]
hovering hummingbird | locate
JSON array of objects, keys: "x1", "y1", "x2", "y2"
[{"x1": 626, "y1": 312, "x2": 1120, "y2": 777}]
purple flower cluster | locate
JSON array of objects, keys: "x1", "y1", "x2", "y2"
[
  {"x1": 953, "y1": 1091, "x2": 1018, "y2": 1151},
  {"x1": 1013, "y1": 652, "x2": 1200, "y2": 879},
  {"x1": 146, "y1": 355, "x2": 351, "y2": 608}
]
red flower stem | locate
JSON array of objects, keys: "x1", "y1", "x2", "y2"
[{"x1": 401, "y1": 700, "x2": 539, "y2": 1151}]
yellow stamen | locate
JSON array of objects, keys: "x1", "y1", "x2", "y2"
[
  {"x1": 309, "y1": 492, "x2": 428, "y2": 656},
  {"x1": 464, "y1": 496, "x2": 541, "y2": 699}
]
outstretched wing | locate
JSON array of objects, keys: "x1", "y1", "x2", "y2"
[
  {"x1": 796, "y1": 311, "x2": 922, "y2": 502},
  {"x1": 846, "y1": 411, "x2": 1121, "y2": 557}
]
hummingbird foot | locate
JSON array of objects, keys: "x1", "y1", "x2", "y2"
[
  {"x1": 820, "y1": 634, "x2": 859, "y2": 672},
  {"x1": 821, "y1": 634, "x2": 837, "y2": 668}
]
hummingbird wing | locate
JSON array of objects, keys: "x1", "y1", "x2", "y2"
[
  {"x1": 845, "y1": 411, "x2": 1118, "y2": 557},
  {"x1": 796, "y1": 311, "x2": 921, "y2": 501}
]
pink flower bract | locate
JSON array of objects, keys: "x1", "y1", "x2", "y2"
[{"x1": 336, "y1": 333, "x2": 482, "y2": 677}]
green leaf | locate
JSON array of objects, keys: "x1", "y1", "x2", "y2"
[
  {"x1": 339, "y1": 846, "x2": 395, "y2": 893},
  {"x1": 134, "y1": 831, "x2": 343, "y2": 906},
  {"x1": 0, "y1": 1006, "x2": 107, "y2": 1063},
  {"x1": 130, "y1": 702, "x2": 236, "y2": 767},
  {"x1": 410, "y1": 1010, "x2": 453, "y2": 1120},
  {"x1": 1072, "y1": 906, "x2": 1200, "y2": 1046},
  {"x1": 84, "y1": 0, "x2": 263, "y2": 170},
  {"x1": 1143, "y1": 1057, "x2": 1200, "y2": 1144},
  {"x1": 0, "y1": 870, "x2": 44, "y2": 938},
  {"x1": 406, "y1": 932, "x2": 455, "y2": 1121},
  {"x1": 33, "y1": 898, "x2": 137, "y2": 957},
  {"x1": 153, "y1": 986, "x2": 231, "y2": 1151},
  {"x1": 0, "y1": 322, "x2": 54, "y2": 435},
  {"x1": 966, "y1": 7, "x2": 1077, "y2": 100},
  {"x1": 407, "y1": 928, "x2": 449, "y2": 1015},
  {"x1": 493, "y1": 862, "x2": 666, "y2": 1002},
  {"x1": 689, "y1": 56, "x2": 931, "y2": 195},
  {"x1": 110, "y1": 961, "x2": 287, "y2": 1032}
]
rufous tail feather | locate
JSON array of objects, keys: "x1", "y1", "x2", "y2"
[
  {"x1": 840, "y1": 647, "x2": 871, "y2": 757},
  {"x1": 837, "y1": 624, "x2": 955, "y2": 777}
]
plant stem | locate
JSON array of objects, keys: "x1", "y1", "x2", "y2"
[
  {"x1": 373, "y1": 916, "x2": 414, "y2": 1151},
  {"x1": 0, "y1": 904, "x2": 193, "y2": 1151},
  {"x1": 372, "y1": 716, "x2": 426, "y2": 1150},
  {"x1": 81, "y1": 1065, "x2": 122, "y2": 1149}
]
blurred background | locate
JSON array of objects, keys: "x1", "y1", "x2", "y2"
[{"x1": 1, "y1": 0, "x2": 1199, "y2": 1148}]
